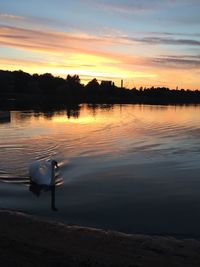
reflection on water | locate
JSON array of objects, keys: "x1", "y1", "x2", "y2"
[
  {"x1": 0, "y1": 104, "x2": 200, "y2": 237},
  {"x1": 0, "y1": 111, "x2": 11, "y2": 124},
  {"x1": 29, "y1": 184, "x2": 58, "y2": 211}
]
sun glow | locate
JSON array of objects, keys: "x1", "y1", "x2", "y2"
[
  {"x1": 0, "y1": 0, "x2": 200, "y2": 90},
  {"x1": 0, "y1": 24, "x2": 199, "y2": 89}
]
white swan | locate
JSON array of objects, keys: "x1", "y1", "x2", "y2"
[{"x1": 29, "y1": 159, "x2": 58, "y2": 186}]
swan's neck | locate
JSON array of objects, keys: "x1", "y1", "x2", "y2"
[{"x1": 50, "y1": 164, "x2": 55, "y2": 185}]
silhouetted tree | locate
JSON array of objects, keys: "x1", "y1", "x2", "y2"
[
  {"x1": 37, "y1": 73, "x2": 65, "y2": 95},
  {"x1": 65, "y1": 75, "x2": 83, "y2": 98},
  {"x1": 85, "y1": 78, "x2": 100, "y2": 97},
  {"x1": 12, "y1": 70, "x2": 32, "y2": 93},
  {"x1": 0, "y1": 70, "x2": 14, "y2": 95}
]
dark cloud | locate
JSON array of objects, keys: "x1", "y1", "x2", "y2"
[
  {"x1": 85, "y1": 0, "x2": 200, "y2": 14},
  {"x1": 88, "y1": 0, "x2": 161, "y2": 13},
  {"x1": 152, "y1": 55, "x2": 200, "y2": 68},
  {"x1": 123, "y1": 36, "x2": 200, "y2": 46},
  {"x1": 149, "y1": 32, "x2": 200, "y2": 38}
]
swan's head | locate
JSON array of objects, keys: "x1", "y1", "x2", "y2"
[{"x1": 51, "y1": 160, "x2": 58, "y2": 169}]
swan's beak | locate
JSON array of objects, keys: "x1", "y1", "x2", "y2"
[
  {"x1": 55, "y1": 161, "x2": 59, "y2": 169},
  {"x1": 52, "y1": 159, "x2": 58, "y2": 169}
]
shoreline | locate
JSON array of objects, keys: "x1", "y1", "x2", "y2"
[{"x1": 1, "y1": 209, "x2": 200, "y2": 266}]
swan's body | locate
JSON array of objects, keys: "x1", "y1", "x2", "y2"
[{"x1": 29, "y1": 160, "x2": 58, "y2": 186}]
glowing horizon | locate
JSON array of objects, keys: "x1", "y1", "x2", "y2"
[{"x1": 0, "y1": 1, "x2": 200, "y2": 89}]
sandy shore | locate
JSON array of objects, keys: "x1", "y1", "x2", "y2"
[{"x1": 1, "y1": 210, "x2": 200, "y2": 267}]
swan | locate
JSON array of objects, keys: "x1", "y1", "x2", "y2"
[{"x1": 29, "y1": 159, "x2": 58, "y2": 186}]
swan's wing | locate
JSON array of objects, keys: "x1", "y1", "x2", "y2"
[
  {"x1": 29, "y1": 161, "x2": 52, "y2": 185},
  {"x1": 38, "y1": 164, "x2": 52, "y2": 184}
]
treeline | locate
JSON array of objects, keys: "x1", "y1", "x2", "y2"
[{"x1": 1, "y1": 69, "x2": 200, "y2": 105}]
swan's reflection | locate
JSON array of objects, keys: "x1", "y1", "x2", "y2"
[{"x1": 29, "y1": 183, "x2": 59, "y2": 211}]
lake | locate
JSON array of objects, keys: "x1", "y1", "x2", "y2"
[{"x1": 0, "y1": 104, "x2": 200, "y2": 238}]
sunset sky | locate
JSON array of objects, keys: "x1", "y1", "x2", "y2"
[{"x1": 0, "y1": 0, "x2": 200, "y2": 89}]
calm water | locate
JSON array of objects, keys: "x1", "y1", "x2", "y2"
[{"x1": 1, "y1": 104, "x2": 200, "y2": 237}]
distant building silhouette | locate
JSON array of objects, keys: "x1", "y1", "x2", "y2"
[
  {"x1": 121, "y1": 80, "x2": 123, "y2": 88},
  {"x1": 101, "y1": 80, "x2": 115, "y2": 87}
]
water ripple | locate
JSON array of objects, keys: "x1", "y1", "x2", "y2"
[{"x1": 0, "y1": 105, "x2": 200, "y2": 182}]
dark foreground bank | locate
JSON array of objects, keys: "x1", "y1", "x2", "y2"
[{"x1": 1, "y1": 210, "x2": 200, "y2": 267}]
